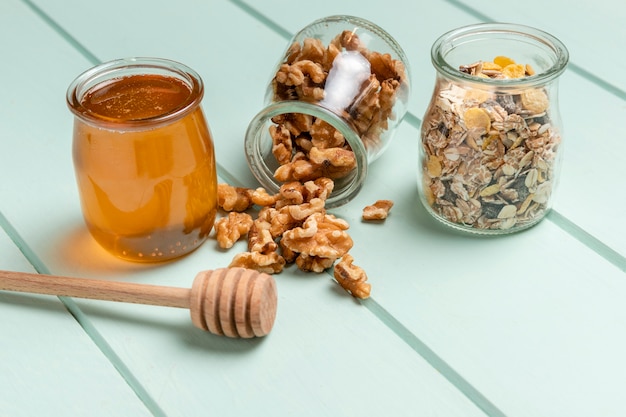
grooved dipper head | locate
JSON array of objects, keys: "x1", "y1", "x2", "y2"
[{"x1": 189, "y1": 268, "x2": 278, "y2": 338}]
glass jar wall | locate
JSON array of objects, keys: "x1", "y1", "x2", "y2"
[
  {"x1": 418, "y1": 23, "x2": 569, "y2": 234},
  {"x1": 245, "y1": 15, "x2": 411, "y2": 208}
]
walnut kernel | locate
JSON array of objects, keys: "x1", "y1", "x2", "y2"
[{"x1": 334, "y1": 254, "x2": 371, "y2": 299}]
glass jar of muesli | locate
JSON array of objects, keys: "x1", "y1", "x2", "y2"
[
  {"x1": 418, "y1": 23, "x2": 568, "y2": 234},
  {"x1": 245, "y1": 15, "x2": 411, "y2": 208}
]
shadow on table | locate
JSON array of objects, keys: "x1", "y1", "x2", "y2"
[
  {"x1": 75, "y1": 300, "x2": 268, "y2": 353},
  {"x1": 49, "y1": 221, "x2": 180, "y2": 278},
  {"x1": 397, "y1": 185, "x2": 527, "y2": 241},
  {"x1": 1, "y1": 290, "x2": 266, "y2": 353}
]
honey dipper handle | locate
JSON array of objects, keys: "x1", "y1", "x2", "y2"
[{"x1": 0, "y1": 270, "x2": 190, "y2": 308}]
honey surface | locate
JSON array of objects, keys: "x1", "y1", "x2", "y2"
[{"x1": 81, "y1": 74, "x2": 192, "y2": 120}]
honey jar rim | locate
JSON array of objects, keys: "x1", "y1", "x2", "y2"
[{"x1": 66, "y1": 57, "x2": 204, "y2": 130}]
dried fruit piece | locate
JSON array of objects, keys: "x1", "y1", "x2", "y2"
[
  {"x1": 521, "y1": 88, "x2": 549, "y2": 113},
  {"x1": 502, "y1": 64, "x2": 526, "y2": 79},
  {"x1": 493, "y1": 55, "x2": 515, "y2": 68},
  {"x1": 464, "y1": 107, "x2": 491, "y2": 131},
  {"x1": 426, "y1": 155, "x2": 442, "y2": 177}
]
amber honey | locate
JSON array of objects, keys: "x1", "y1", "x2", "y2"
[{"x1": 68, "y1": 59, "x2": 217, "y2": 261}]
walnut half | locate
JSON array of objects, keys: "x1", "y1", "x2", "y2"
[
  {"x1": 214, "y1": 179, "x2": 377, "y2": 298},
  {"x1": 362, "y1": 199, "x2": 394, "y2": 221},
  {"x1": 333, "y1": 254, "x2": 371, "y2": 299},
  {"x1": 214, "y1": 212, "x2": 253, "y2": 249}
]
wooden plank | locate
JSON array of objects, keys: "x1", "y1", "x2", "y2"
[
  {"x1": 6, "y1": 1, "x2": 625, "y2": 417},
  {"x1": 452, "y1": 0, "x2": 626, "y2": 93},
  {"x1": 231, "y1": 0, "x2": 484, "y2": 118},
  {"x1": 0, "y1": 224, "x2": 153, "y2": 416},
  {"x1": 331, "y1": 119, "x2": 626, "y2": 416},
  {"x1": 232, "y1": 0, "x2": 626, "y2": 257},
  {"x1": 0, "y1": 1, "x2": 492, "y2": 416},
  {"x1": 227, "y1": 2, "x2": 626, "y2": 415}
]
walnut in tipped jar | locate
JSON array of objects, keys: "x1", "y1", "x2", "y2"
[{"x1": 245, "y1": 15, "x2": 411, "y2": 208}]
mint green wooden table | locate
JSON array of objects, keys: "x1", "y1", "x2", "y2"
[{"x1": 1, "y1": 1, "x2": 625, "y2": 416}]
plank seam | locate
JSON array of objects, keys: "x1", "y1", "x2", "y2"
[
  {"x1": 12, "y1": 2, "x2": 168, "y2": 415},
  {"x1": 443, "y1": 0, "x2": 626, "y2": 100},
  {"x1": 1, "y1": 208, "x2": 168, "y2": 417},
  {"x1": 20, "y1": 0, "x2": 101, "y2": 65},
  {"x1": 548, "y1": 210, "x2": 626, "y2": 272},
  {"x1": 363, "y1": 298, "x2": 505, "y2": 417}
]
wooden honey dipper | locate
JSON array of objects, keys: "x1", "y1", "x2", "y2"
[{"x1": 0, "y1": 267, "x2": 277, "y2": 338}]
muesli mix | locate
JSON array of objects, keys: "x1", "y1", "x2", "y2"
[{"x1": 421, "y1": 56, "x2": 561, "y2": 231}]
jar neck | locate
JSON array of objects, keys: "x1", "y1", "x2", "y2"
[
  {"x1": 66, "y1": 57, "x2": 204, "y2": 131},
  {"x1": 431, "y1": 23, "x2": 569, "y2": 88},
  {"x1": 245, "y1": 101, "x2": 368, "y2": 208}
]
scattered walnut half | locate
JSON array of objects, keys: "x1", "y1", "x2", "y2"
[
  {"x1": 215, "y1": 178, "x2": 385, "y2": 299},
  {"x1": 229, "y1": 251, "x2": 286, "y2": 275},
  {"x1": 281, "y1": 212, "x2": 353, "y2": 260},
  {"x1": 362, "y1": 199, "x2": 394, "y2": 221},
  {"x1": 217, "y1": 183, "x2": 254, "y2": 212},
  {"x1": 334, "y1": 254, "x2": 371, "y2": 299},
  {"x1": 214, "y1": 212, "x2": 253, "y2": 249}
]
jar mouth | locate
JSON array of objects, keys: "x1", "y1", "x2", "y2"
[
  {"x1": 66, "y1": 57, "x2": 204, "y2": 130},
  {"x1": 432, "y1": 23, "x2": 569, "y2": 88},
  {"x1": 244, "y1": 101, "x2": 368, "y2": 208}
]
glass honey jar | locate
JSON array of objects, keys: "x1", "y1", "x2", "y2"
[{"x1": 67, "y1": 58, "x2": 218, "y2": 261}]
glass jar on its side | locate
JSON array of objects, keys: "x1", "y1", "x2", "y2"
[
  {"x1": 245, "y1": 15, "x2": 411, "y2": 208},
  {"x1": 418, "y1": 23, "x2": 569, "y2": 234}
]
